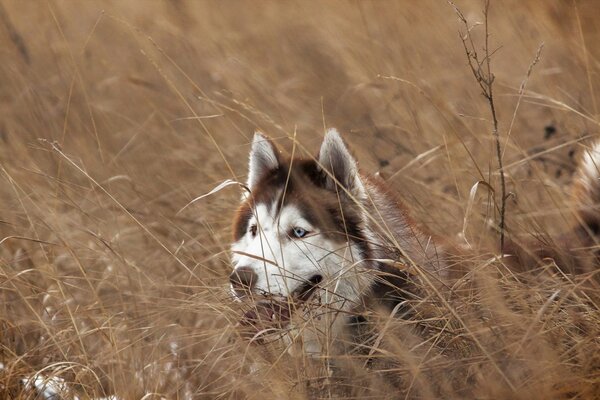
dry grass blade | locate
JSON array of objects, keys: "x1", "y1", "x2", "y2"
[
  {"x1": 451, "y1": 0, "x2": 508, "y2": 253},
  {"x1": 177, "y1": 179, "x2": 249, "y2": 215},
  {"x1": 0, "y1": 2, "x2": 598, "y2": 399},
  {"x1": 40, "y1": 139, "x2": 201, "y2": 281},
  {"x1": 461, "y1": 180, "x2": 495, "y2": 248}
]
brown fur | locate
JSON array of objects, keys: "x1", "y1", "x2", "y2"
[
  {"x1": 233, "y1": 137, "x2": 446, "y2": 314},
  {"x1": 234, "y1": 134, "x2": 600, "y2": 323},
  {"x1": 233, "y1": 155, "x2": 372, "y2": 259}
]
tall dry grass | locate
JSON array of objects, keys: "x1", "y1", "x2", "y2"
[{"x1": 0, "y1": 1, "x2": 599, "y2": 398}]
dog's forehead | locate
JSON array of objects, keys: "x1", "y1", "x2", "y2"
[
  {"x1": 248, "y1": 168, "x2": 319, "y2": 224},
  {"x1": 232, "y1": 155, "x2": 367, "y2": 247},
  {"x1": 232, "y1": 158, "x2": 329, "y2": 235},
  {"x1": 254, "y1": 196, "x2": 305, "y2": 222},
  {"x1": 245, "y1": 201, "x2": 310, "y2": 230}
]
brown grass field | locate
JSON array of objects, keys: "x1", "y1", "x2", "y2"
[{"x1": 1, "y1": 1, "x2": 600, "y2": 398}]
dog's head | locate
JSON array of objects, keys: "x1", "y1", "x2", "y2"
[{"x1": 230, "y1": 129, "x2": 374, "y2": 321}]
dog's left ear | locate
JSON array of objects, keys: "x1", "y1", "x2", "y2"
[{"x1": 318, "y1": 128, "x2": 366, "y2": 200}]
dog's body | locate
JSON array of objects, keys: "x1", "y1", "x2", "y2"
[{"x1": 229, "y1": 129, "x2": 600, "y2": 355}]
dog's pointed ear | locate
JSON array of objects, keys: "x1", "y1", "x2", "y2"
[
  {"x1": 318, "y1": 128, "x2": 365, "y2": 199},
  {"x1": 247, "y1": 132, "x2": 280, "y2": 191}
]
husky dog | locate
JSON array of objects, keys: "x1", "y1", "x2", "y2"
[
  {"x1": 229, "y1": 129, "x2": 600, "y2": 354},
  {"x1": 229, "y1": 129, "x2": 446, "y2": 354}
]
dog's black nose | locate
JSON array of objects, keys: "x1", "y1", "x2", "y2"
[{"x1": 230, "y1": 266, "x2": 258, "y2": 294}]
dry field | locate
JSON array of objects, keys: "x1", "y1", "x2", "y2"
[{"x1": 0, "y1": 1, "x2": 599, "y2": 398}]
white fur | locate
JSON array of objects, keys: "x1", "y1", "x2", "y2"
[
  {"x1": 231, "y1": 203, "x2": 370, "y2": 305},
  {"x1": 579, "y1": 142, "x2": 600, "y2": 191},
  {"x1": 247, "y1": 132, "x2": 279, "y2": 191},
  {"x1": 231, "y1": 201, "x2": 372, "y2": 355}
]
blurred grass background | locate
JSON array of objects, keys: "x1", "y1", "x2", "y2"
[{"x1": 0, "y1": 1, "x2": 599, "y2": 398}]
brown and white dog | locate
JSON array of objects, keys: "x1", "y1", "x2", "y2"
[
  {"x1": 229, "y1": 129, "x2": 600, "y2": 355},
  {"x1": 229, "y1": 129, "x2": 448, "y2": 354}
]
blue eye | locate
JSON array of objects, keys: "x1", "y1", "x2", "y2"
[{"x1": 291, "y1": 227, "x2": 308, "y2": 238}]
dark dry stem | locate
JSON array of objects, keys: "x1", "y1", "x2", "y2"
[{"x1": 452, "y1": 0, "x2": 507, "y2": 252}]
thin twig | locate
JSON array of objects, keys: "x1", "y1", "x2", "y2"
[{"x1": 451, "y1": 0, "x2": 507, "y2": 253}]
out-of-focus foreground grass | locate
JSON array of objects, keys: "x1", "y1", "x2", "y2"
[{"x1": 0, "y1": 1, "x2": 599, "y2": 398}]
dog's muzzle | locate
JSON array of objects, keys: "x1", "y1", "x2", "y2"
[
  {"x1": 293, "y1": 274, "x2": 323, "y2": 301},
  {"x1": 229, "y1": 266, "x2": 258, "y2": 298},
  {"x1": 235, "y1": 273, "x2": 324, "y2": 341}
]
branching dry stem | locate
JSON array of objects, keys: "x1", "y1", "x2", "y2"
[{"x1": 451, "y1": 0, "x2": 507, "y2": 252}]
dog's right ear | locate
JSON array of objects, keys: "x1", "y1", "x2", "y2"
[{"x1": 247, "y1": 132, "x2": 280, "y2": 191}]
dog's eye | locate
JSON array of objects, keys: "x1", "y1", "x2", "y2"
[
  {"x1": 291, "y1": 227, "x2": 308, "y2": 238},
  {"x1": 249, "y1": 224, "x2": 257, "y2": 237}
]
